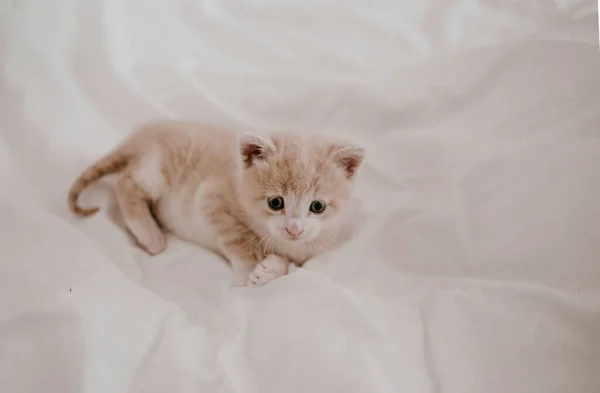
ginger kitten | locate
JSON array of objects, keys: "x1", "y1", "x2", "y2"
[{"x1": 68, "y1": 120, "x2": 365, "y2": 287}]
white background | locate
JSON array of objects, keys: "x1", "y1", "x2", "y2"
[{"x1": 1, "y1": 1, "x2": 599, "y2": 392}]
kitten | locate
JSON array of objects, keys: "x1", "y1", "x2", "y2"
[{"x1": 68, "y1": 120, "x2": 365, "y2": 287}]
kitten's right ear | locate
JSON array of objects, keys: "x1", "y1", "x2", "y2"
[{"x1": 238, "y1": 133, "x2": 275, "y2": 168}]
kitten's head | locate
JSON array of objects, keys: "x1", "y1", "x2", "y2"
[{"x1": 237, "y1": 131, "x2": 365, "y2": 246}]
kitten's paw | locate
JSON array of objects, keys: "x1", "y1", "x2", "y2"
[
  {"x1": 247, "y1": 255, "x2": 289, "y2": 287},
  {"x1": 127, "y1": 221, "x2": 166, "y2": 256}
]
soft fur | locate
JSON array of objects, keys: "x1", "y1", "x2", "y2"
[{"x1": 68, "y1": 120, "x2": 365, "y2": 286}]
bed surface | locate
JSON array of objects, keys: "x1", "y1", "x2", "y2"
[{"x1": 1, "y1": 1, "x2": 599, "y2": 392}]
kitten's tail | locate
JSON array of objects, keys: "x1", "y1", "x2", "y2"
[{"x1": 68, "y1": 149, "x2": 132, "y2": 217}]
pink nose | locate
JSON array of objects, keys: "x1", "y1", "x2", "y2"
[{"x1": 285, "y1": 225, "x2": 304, "y2": 237}]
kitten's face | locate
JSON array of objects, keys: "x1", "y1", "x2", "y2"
[{"x1": 238, "y1": 132, "x2": 364, "y2": 246}]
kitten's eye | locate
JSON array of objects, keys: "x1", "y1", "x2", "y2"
[
  {"x1": 267, "y1": 196, "x2": 284, "y2": 211},
  {"x1": 309, "y1": 200, "x2": 326, "y2": 214}
]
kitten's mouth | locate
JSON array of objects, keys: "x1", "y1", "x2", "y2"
[{"x1": 281, "y1": 232, "x2": 314, "y2": 243}]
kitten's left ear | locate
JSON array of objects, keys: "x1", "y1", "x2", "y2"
[
  {"x1": 238, "y1": 133, "x2": 276, "y2": 168},
  {"x1": 329, "y1": 144, "x2": 366, "y2": 179}
]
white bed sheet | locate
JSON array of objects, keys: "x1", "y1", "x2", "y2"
[{"x1": 1, "y1": 1, "x2": 599, "y2": 392}]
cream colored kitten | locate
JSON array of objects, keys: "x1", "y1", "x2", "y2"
[{"x1": 68, "y1": 120, "x2": 365, "y2": 287}]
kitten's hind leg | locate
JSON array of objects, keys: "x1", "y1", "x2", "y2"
[{"x1": 115, "y1": 172, "x2": 166, "y2": 255}]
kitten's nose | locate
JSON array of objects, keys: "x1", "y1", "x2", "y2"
[{"x1": 285, "y1": 223, "x2": 304, "y2": 237}]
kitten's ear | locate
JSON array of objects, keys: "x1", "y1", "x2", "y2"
[
  {"x1": 238, "y1": 133, "x2": 276, "y2": 168},
  {"x1": 329, "y1": 144, "x2": 366, "y2": 179}
]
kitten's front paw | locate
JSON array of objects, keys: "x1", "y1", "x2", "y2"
[{"x1": 247, "y1": 255, "x2": 289, "y2": 287}]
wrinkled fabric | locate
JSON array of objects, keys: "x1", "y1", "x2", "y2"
[{"x1": 1, "y1": 1, "x2": 599, "y2": 393}]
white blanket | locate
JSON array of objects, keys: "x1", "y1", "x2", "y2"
[{"x1": 1, "y1": 1, "x2": 599, "y2": 392}]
